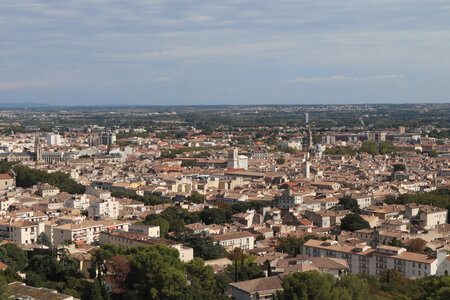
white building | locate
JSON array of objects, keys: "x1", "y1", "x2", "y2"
[
  {"x1": 404, "y1": 204, "x2": 447, "y2": 229},
  {"x1": 50, "y1": 220, "x2": 129, "y2": 246},
  {"x1": 0, "y1": 220, "x2": 40, "y2": 245},
  {"x1": 213, "y1": 231, "x2": 255, "y2": 251},
  {"x1": 45, "y1": 133, "x2": 62, "y2": 146},
  {"x1": 128, "y1": 223, "x2": 160, "y2": 237},
  {"x1": 88, "y1": 198, "x2": 120, "y2": 219},
  {"x1": 227, "y1": 148, "x2": 248, "y2": 170},
  {"x1": 65, "y1": 194, "x2": 90, "y2": 210},
  {"x1": 303, "y1": 239, "x2": 449, "y2": 279}
]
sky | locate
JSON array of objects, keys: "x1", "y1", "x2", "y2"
[{"x1": 1, "y1": 0, "x2": 450, "y2": 106}]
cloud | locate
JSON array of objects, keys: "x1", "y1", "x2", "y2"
[
  {"x1": 374, "y1": 74, "x2": 405, "y2": 79},
  {"x1": 153, "y1": 77, "x2": 171, "y2": 82},
  {"x1": 0, "y1": 80, "x2": 48, "y2": 90},
  {"x1": 289, "y1": 74, "x2": 405, "y2": 83}
]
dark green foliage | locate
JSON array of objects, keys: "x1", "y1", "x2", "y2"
[
  {"x1": 0, "y1": 161, "x2": 18, "y2": 174},
  {"x1": 340, "y1": 213, "x2": 371, "y2": 231},
  {"x1": 111, "y1": 191, "x2": 172, "y2": 206},
  {"x1": 393, "y1": 164, "x2": 406, "y2": 172},
  {"x1": 276, "y1": 235, "x2": 328, "y2": 256},
  {"x1": 379, "y1": 141, "x2": 396, "y2": 154},
  {"x1": 425, "y1": 150, "x2": 438, "y2": 157},
  {"x1": 224, "y1": 256, "x2": 264, "y2": 282},
  {"x1": 276, "y1": 157, "x2": 286, "y2": 164},
  {"x1": 36, "y1": 232, "x2": 52, "y2": 247},
  {"x1": 276, "y1": 236, "x2": 303, "y2": 256},
  {"x1": 186, "y1": 192, "x2": 205, "y2": 204},
  {"x1": 323, "y1": 146, "x2": 358, "y2": 156},
  {"x1": 384, "y1": 189, "x2": 450, "y2": 222},
  {"x1": 0, "y1": 243, "x2": 28, "y2": 271},
  {"x1": 388, "y1": 237, "x2": 405, "y2": 248},
  {"x1": 360, "y1": 141, "x2": 379, "y2": 156},
  {"x1": 336, "y1": 195, "x2": 361, "y2": 213},
  {"x1": 181, "y1": 159, "x2": 197, "y2": 167},
  {"x1": 200, "y1": 208, "x2": 232, "y2": 225},
  {"x1": 12, "y1": 165, "x2": 85, "y2": 194},
  {"x1": 176, "y1": 233, "x2": 227, "y2": 260},
  {"x1": 275, "y1": 271, "x2": 346, "y2": 300},
  {"x1": 89, "y1": 244, "x2": 228, "y2": 300}
]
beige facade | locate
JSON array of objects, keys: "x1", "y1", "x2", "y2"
[
  {"x1": 99, "y1": 230, "x2": 193, "y2": 262},
  {"x1": 52, "y1": 220, "x2": 129, "y2": 246},
  {"x1": 214, "y1": 231, "x2": 255, "y2": 251},
  {"x1": 0, "y1": 220, "x2": 39, "y2": 244},
  {"x1": 128, "y1": 223, "x2": 160, "y2": 237},
  {"x1": 0, "y1": 174, "x2": 15, "y2": 190},
  {"x1": 303, "y1": 239, "x2": 448, "y2": 279},
  {"x1": 88, "y1": 198, "x2": 120, "y2": 219}
]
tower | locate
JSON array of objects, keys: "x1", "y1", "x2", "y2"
[
  {"x1": 35, "y1": 132, "x2": 42, "y2": 162},
  {"x1": 227, "y1": 148, "x2": 238, "y2": 169},
  {"x1": 304, "y1": 161, "x2": 311, "y2": 179},
  {"x1": 305, "y1": 112, "x2": 309, "y2": 124},
  {"x1": 308, "y1": 125, "x2": 313, "y2": 150}
]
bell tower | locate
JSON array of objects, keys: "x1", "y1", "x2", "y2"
[{"x1": 35, "y1": 132, "x2": 42, "y2": 162}]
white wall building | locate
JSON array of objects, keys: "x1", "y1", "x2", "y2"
[{"x1": 303, "y1": 239, "x2": 449, "y2": 279}]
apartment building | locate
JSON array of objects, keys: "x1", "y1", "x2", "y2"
[
  {"x1": 99, "y1": 230, "x2": 193, "y2": 262},
  {"x1": 37, "y1": 184, "x2": 60, "y2": 197},
  {"x1": 213, "y1": 231, "x2": 255, "y2": 251},
  {"x1": 51, "y1": 220, "x2": 129, "y2": 245},
  {"x1": 88, "y1": 198, "x2": 120, "y2": 219},
  {"x1": 404, "y1": 204, "x2": 447, "y2": 229},
  {"x1": 65, "y1": 194, "x2": 90, "y2": 210},
  {"x1": 277, "y1": 189, "x2": 303, "y2": 209},
  {"x1": 0, "y1": 220, "x2": 39, "y2": 244},
  {"x1": 128, "y1": 223, "x2": 160, "y2": 237},
  {"x1": 303, "y1": 239, "x2": 448, "y2": 278}
]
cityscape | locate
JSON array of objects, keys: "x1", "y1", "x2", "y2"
[
  {"x1": 0, "y1": 105, "x2": 447, "y2": 299},
  {"x1": 1, "y1": 0, "x2": 450, "y2": 299}
]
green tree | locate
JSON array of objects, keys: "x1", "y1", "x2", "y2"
[
  {"x1": 276, "y1": 236, "x2": 303, "y2": 256},
  {"x1": 388, "y1": 237, "x2": 405, "y2": 247},
  {"x1": 337, "y1": 195, "x2": 361, "y2": 213},
  {"x1": 124, "y1": 245, "x2": 187, "y2": 300},
  {"x1": 359, "y1": 141, "x2": 378, "y2": 156},
  {"x1": 147, "y1": 218, "x2": 170, "y2": 237},
  {"x1": 186, "y1": 192, "x2": 205, "y2": 204},
  {"x1": 279, "y1": 183, "x2": 290, "y2": 190},
  {"x1": 276, "y1": 157, "x2": 286, "y2": 165},
  {"x1": 177, "y1": 233, "x2": 227, "y2": 260},
  {"x1": 340, "y1": 214, "x2": 370, "y2": 232},
  {"x1": 36, "y1": 232, "x2": 52, "y2": 247},
  {"x1": 336, "y1": 274, "x2": 371, "y2": 299},
  {"x1": 393, "y1": 164, "x2": 406, "y2": 172},
  {"x1": 379, "y1": 141, "x2": 395, "y2": 154},
  {"x1": 0, "y1": 243, "x2": 28, "y2": 271},
  {"x1": 200, "y1": 208, "x2": 231, "y2": 225},
  {"x1": 275, "y1": 271, "x2": 339, "y2": 300}
]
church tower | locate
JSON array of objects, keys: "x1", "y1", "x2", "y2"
[{"x1": 35, "y1": 132, "x2": 42, "y2": 162}]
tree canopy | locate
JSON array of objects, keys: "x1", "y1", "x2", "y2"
[{"x1": 340, "y1": 213, "x2": 371, "y2": 232}]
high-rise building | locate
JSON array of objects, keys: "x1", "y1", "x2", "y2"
[
  {"x1": 305, "y1": 112, "x2": 309, "y2": 124},
  {"x1": 45, "y1": 133, "x2": 61, "y2": 146}
]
